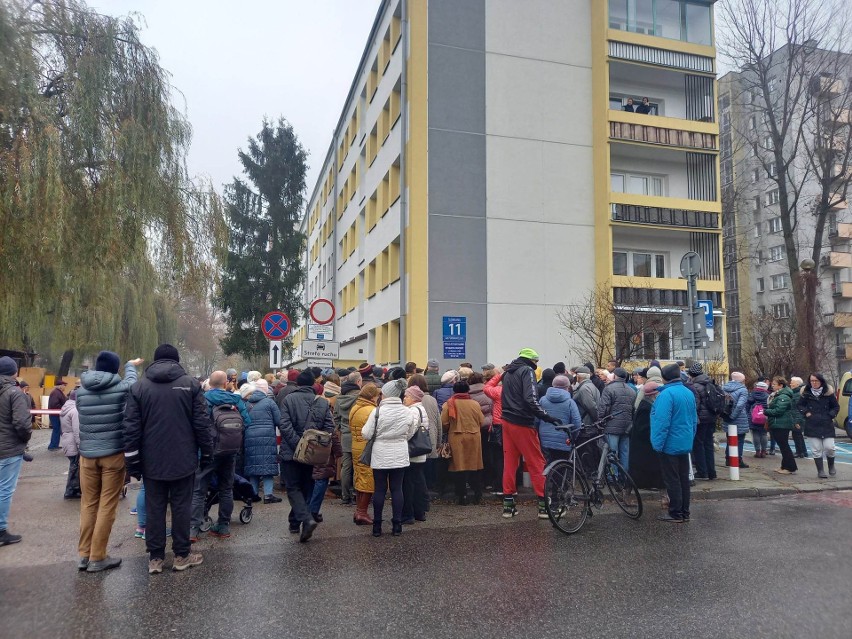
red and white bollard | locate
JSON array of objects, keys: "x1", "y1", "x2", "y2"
[{"x1": 727, "y1": 423, "x2": 740, "y2": 481}]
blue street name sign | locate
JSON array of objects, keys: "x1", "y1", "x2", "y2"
[{"x1": 442, "y1": 316, "x2": 466, "y2": 360}]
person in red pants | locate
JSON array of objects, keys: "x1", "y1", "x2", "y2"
[{"x1": 499, "y1": 348, "x2": 559, "y2": 519}]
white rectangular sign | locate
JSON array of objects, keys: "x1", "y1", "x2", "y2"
[
  {"x1": 307, "y1": 358, "x2": 333, "y2": 367},
  {"x1": 308, "y1": 323, "x2": 334, "y2": 340},
  {"x1": 269, "y1": 340, "x2": 283, "y2": 369},
  {"x1": 301, "y1": 339, "x2": 339, "y2": 360}
]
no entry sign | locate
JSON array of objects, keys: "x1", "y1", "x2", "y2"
[
  {"x1": 309, "y1": 298, "x2": 335, "y2": 325},
  {"x1": 261, "y1": 310, "x2": 291, "y2": 340}
]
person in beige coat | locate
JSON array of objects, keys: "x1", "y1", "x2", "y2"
[{"x1": 441, "y1": 381, "x2": 484, "y2": 505}]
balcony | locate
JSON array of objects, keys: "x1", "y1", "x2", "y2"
[
  {"x1": 837, "y1": 344, "x2": 852, "y2": 361},
  {"x1": 611, "y1": 202, "x2": 719, "y2": 229},
  {"x1": 821, "y1": 251, "x2": 852, "y2": 269},
  {"x1": 611, "y1": 143, "x2": 719, "y2": 203},
  {"x1": 613, "y1": 287, "x2": 722, "y2": 309},
  {"x1": 609, "y1": 115, "x2": 718, "y2": 151},
  {"x1": 829, "y1": 222, "x2": 852, "y2": 242},
  {"x1": 831, "y1": 281, "x2": 852, "y2": 298},
  {"x1": 827, "y1": 312, "x2": 852, "y2": 328},
  {"x1": 609, "y1": 60, "x2": 715, "y2": 123},
  {"x1": 811, "y1": 75, "x2": 845, "y2": 98},
  {"x1": 824, "y1": 108, "x2": 852, "y2": 127},
  {"x1": 608, "y1": 0, "x2": 714, "y2": 47},
  {"x1": 830, "y1": 199, "x2": 848, "y2": 211}
]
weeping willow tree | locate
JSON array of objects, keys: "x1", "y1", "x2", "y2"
[{"x1": 0, "y1": 0, "x2": 225, "y2": 367}]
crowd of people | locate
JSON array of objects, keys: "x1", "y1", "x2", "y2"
[{"x1": 0, "y1": 346, "x2": 846, "y2": 572}]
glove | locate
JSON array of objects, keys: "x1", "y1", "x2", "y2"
[
  {"x1": 199, "y1": 454, "x2": 214, "y2": 470},
  {"x1": 125, "y1": 451, "x2": 143, "y2": 480}
]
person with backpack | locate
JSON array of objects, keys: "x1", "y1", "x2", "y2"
[
  {"x1": 721, "y1": 372, "x2": 750, "y2": 469},
  {"x1": 746, "y1": 381, "x2": 770, "y2": 458},
  {"x1": 763, "y1": 377, "x2": 798, "y2": 475},
  {"x1": 189, "y1": 370, "x2": 252, "y2": 542},
  {"x1": 686, "y1": 363, "x2": 719, "y2": 480}
]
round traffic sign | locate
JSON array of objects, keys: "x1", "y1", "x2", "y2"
[
  {"x1": 261, "y1": 310, "x2": 291, "y2": 340},
  {"x1": 679, "y1": 251, "x2": 703, "y2": 278},
  {"x1": 309, "y1": 298, "x2": 335, "y2": 325}
]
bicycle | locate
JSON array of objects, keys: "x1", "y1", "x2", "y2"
[{"x1": 544, "y1": 414, "x2": 643, "y2": 534}]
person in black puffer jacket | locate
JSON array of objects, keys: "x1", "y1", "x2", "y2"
[
  {"x1": 797, "y1": 372, "x2": 840, "y2": 479},
  {"x1": 597, "y1": 367, "x2": 637, "y2": 472},
  {"x1": 686, "y1": 363, "x2": 718, "y2": 480},
  {"x1": 0, "y1": 357, "x2": 32, "y2": 547}
]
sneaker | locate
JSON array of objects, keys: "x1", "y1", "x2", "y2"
[
  {"x1": 148, "y1": 558, "x2": 164, "y2": 575},
  {"x1": 77, "y1": 556, "x2": 89, "y2": 571},
  {"x1": 263, "y1": 494, "x2": 283, "y2": 504},
  {"x1": 774, "y1": 468, "x2": 792, "y2": 475},
  {"x1": 657, "y1": 513, "x2": 684, "y2": 523},
  {"x1": 288, "y1": 525, "x2": 300, "y2": 534},
  {"x1": 172, "y1": 552, "x2": 203, "y2": 571},
  {"x1": 537, "y1": 498, "x2": 549, "y2": 520},
  {"x1": 209, "y1": 523, "x2": 231, "y2": 538},
  {"x1": 134, "y1": 527, "x2": 145, "y2": 539},
  {"x1": 86, "y1": 556, "x2": 122, "y2": 573},
  {"x1": 0, "y1": 530, "x2": 22, "y2": 546},
  {"x1": 502, "y1": 497, "x2": 517, "y2": 519},
  {"x1": 129, "y1": 507, "x2": 138, "y2": 515}
]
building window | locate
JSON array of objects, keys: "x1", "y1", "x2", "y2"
[
  {"x1": 756, "y1": 250, "x2": 764, "y2": 264},
  {"x1": 753, "y1": 196, "x2": 761, "y2": 212},
  {"x1": 613, "y1": 250, "x2": 666, "y2": 277},
  {"x1": 611, "y1": 172, "x2": 665, "y2": 196},
  {"x1": 757, "y1": 277, "x2": 765, "y2": 293},
  {"x1": 613, "y1": 251, "x2": 628, "y2": 276},
  {"x1": 768, "y1": 245, "x2": 784, "y2": 262},
  {"x1": 772, "y1": 302, "x2": 791, "y2": 319},
  {"x1": 766, "y1": 189, "x2": 780, "y2": 205},
  {"x1": 751, "y1": 169, "x2": 760, "y2": 183},
  {"x1": 768, "y1": 216, "x2": 782, "y2": 233},
  {"x1": 771, "y1": 273, "x2": 789, "y2": 290},
  {"x1": 749, "y1": 116, "x2": 756, "y2": 130}
]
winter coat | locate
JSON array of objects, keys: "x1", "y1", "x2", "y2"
[
  {"x1": 278, "y1": 387, "x2": 334, "y2": 462},
  {"x1": 420, "y1": 394, "x2": 441, "y2": 458},
  {"x1": 334, "y1": 383, "x2": 360, "y2": 453},
  {"x1": 424, "y1": 370, "x2": 442, "y2": 394},
  {"x1": 275, "y1": 383, "x2": 298, "y2": 411},
  {"x1": 205, "y1": 388, "x2": 252, "y2": 424},
  {"x1": 440, "y1": 396, "x2": 484, "y2": 472},
  {"x1": 123, "y1": 360, "x2": 213, "y2": 481},
  {"x1": 362, "y1": 397, "x2": 418, "y2": 470},
  {"x1": 722, "y1": 380, "x2": 750, "y2": 434},
  {"x1": 77, "y1": 361, "x2": 138, "y2": 459},
  {"x1": 0, "y1": 377, "x2": 32, "y2": 460},
  {"x1": 483, "y1": 373, "x2": 504, "y2": 425},
  {"x1": 797, "y1": 387, "x2": 839, "y2": 439},
  {"x1": 60, "y1": 399, "x2": 80, "y2": 456},
  {"x1": 790, "y1": 386, "x2": 804, "y2": 427},
  {"x1": 597, "y1": 380, "x2": 636, "y2": 435},
  {"x1": 48, "y1": 386, "x2": 67, "y2": 410},
  {"x1": 467, "y1": 383, "x2": 493, "y2": 431},
  {"x1": 537, "y1": 388, "x2": 582, "y2": 452},
  {"x1": 501, "y1": 357, "x2": 551, "y2": 427},
  {"x1": 650, "y1": 380, "x2": 697, "y2": 455},
  {"x1": 313, "y1": 429, "x2": 343, "y2": 480},
  {"x1": 350, "y1": 397, "x2": 377, "y2": 492},
  {"x1": 630, "y1": 397, "x2": 664, "y2": 489},
  {"x1": 243, "y1": 390, "x2": 281, "y2": 477},
  {"x1": 574, "y1": 379, "x2": 600, "y2": 425},
  {"x1": 764, "y1": 387, "x2": 795, "y2": 430},
  {"x1": 746, "y1": 389, "x2": 769, "y2": 428},
  {"x1": 686, "y1": 374, "x2": 718, "y2": 424},
  {"x1": 433, "y1": 383, "x2": 454, "y2": 413}
]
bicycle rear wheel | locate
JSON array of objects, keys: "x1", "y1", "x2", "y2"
[
  {"x1": 545, "y1": 460, "x2": 590, "y2": 534},
  {"x1": 604, "y1": 458, "x2": 643, "y2": 519}
]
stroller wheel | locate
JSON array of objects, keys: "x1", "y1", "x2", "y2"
[
  {"x1": 239, "y1": 507, "x2": 252, "y2": 524},
  {"x1": 200, "y1": 516, "x2": 213, "y2": 532}
]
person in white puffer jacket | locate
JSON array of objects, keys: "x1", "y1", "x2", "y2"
[{"x1": 361, "y1": 380, "x2": 418, "y2": 538}]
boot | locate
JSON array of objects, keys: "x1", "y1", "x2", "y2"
[
  {"x1": 354, "y1": 491, "x2": 373, "y2": 526},
  {"x1": 391, "y1": 520, "x2": 402, "y2": 536},
  {"x1": 372, "y1": 520, "x2": 382, "y2": 537},
  {"x1": 815, "y1": 458, "x2": 828, "y2": 479},
  {"x1": 827, "y1": 456, "x2": 836, "y2": 477}
]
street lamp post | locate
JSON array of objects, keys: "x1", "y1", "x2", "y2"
[{"x1": 799, "y1": 259, "x2": 818, "y2": 374}]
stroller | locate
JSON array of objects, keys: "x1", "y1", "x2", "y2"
[{"x1": 199, "y1": 472, "x2": 257, "y2": 530}]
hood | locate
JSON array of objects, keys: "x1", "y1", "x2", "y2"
[
  {"x1": 145, "y1": 359, "x2": 187, "y2": 383},
  {"x1": 468, "y1": 383, "x2": 485, "y2": 394},
  {"x1": 504, "y1": 357, "x2": 536, "y2": 373},
  {"x1": 340, "y1": 382, "x2": 360, "y2": 395},
  {"x1": 0, "y1": 376, "x2": 17, "y2": 391},
  {"x1": 723, "y1": 380, "x2": 744, "y2": 393},
  {"x1": 80, "y1": 369, "x2": 123, "y2": 391},
  {"x1": 248, "y1": 390, "x2": 267, "y2": 404},
  {"x1": 751, "y1": 389, "x2": 769, "y2": 400},
  {"x1": 60, "y1": 399, "x2": 76, "y2": 415},
  {"x1": 775, "y1": 386, "x2": 794, "y2": 399},
  {"x1": 690, "y1": 373, "x2": 711, "y2": 385},
  {"x1": 205, "y1": 388, "x2": 240, "y2": 407},
  {"x1": 544, "y1": 387, "x2": 570, "y2": 403},
  {"x1": 353, "y1": 397, "x2": 376, "y2": 411}
]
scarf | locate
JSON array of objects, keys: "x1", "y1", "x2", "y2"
[
  {"x1": 812, "y1": 386, "x2": 823, "y2": 397},
  {"x1": 446, "y1": 392, "x2": 471, "y2": 419}
]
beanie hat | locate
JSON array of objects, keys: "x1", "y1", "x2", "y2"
[
  {"x1": 247, "y1": 371, "x2": 262, "y2": 383},
  {"x1": 553, "y1": 375, "x2": 571, "y2": 390},
  {"x1": 154, "y1": 343, "x2": 180, "y2": 362},
  {"x1": 755, "y1": 381, "x2": 769, "y2": 390},
  {"x1": 405, "y1": 386, "x2": 424, "y2": 402},
  {"x1": 239, "y1": 383, "x2": 256, "y2": 399},
  {"x1": 389, "y1": 367, "x2": 407, "y2": 381},
  {"x1": 358, "y1": 363, "x2": 373, "y2": 376},
  {"x1": 372, "y1": 365, "x2": 385, "y2": 379},
  {"x1": 381, "y1": 380, "x2": 405, "y2": 398},
  {"x1": 646, "y1": 366, "x2": 663, "y2": 381},
  {"x1": 287, "y1": 369, "x2": 300, "y2": 382},
  {"x1": 650, "y1": 360, "x2": 661, "y2": 369},
  {"x1": 95, "y1": 351, "x2": 121, "y2": 375},
  {"x1": 0, "y1": 356, "x2": 18, "y2": 377},
  {"x1": 662, "y1": 363, "x2": 682, "y2": 382},
  {"x1": 688, "y1": 363, "x2": 703, "y2": 377},
  {"x1": 553, "y1": 362, "x2": 566, "y2": 375},
  {"x1": 643, "y1": 381, "x2": 661, "y2": 396},
  {"x1": 518, "y1": 348, "x2": 540, "y2": 361},
  {"x1": 254, "y1": 379, "x2": 270, "y2": 394},
  {"x1": 441, "y1": 370, "x2": 459, "y2": 384},
  {"x1": 731, "y1": 371, "x2": 746, "y2": 382},
  {"x1": 297, "y1": 370, "x2": 316, "y2": 387},
  {"x1": 427, "y1": 359, "x2": 439, "y2": 370},
  {"x1": 323, "y1": 381, "x2": 341, "y2": 396},
  {"x1": 458, "y1": 367, "x2": 474, "y2": 380},
  {"x1": 69, "y1": 390, "x2": 77, "y2": 401},
  {"x1": 613, "y1": 367, "x2": 629, "y2": 380}
]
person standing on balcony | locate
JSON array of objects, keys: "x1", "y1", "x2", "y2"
[
  {"x1": 636, "y1": 97, "x2": 652, "y2": 114},
  {"x1": 622, "y1": 97, "x2": 635, "y2": 112}
]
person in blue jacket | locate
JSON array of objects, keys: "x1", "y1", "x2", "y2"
[
  {"x1": 651, "y1": 364, "x2": 697, "y2": 523},
  {"x1": 536, "y1": 376, "x2": 582, "y2": 464}
]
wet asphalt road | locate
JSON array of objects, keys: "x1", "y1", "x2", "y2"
[{"x1": 2, "y1": 488, "x2": 851, "y2": 639}]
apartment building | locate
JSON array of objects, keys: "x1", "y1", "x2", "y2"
[{"x1": 293, "y1": 0, "x2": 724, "y2": 370}]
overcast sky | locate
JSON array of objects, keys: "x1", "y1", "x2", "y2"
[{"x1": 100, "y1": 0, "x2": 382, "y2": 198}]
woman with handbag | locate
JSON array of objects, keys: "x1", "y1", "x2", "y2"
[
  {"x1": 349, "y1": 384, "x2": 380, "y2": 526},
  {"x1": 401, "y1": 386, "x2": 433, "y2": 524},
  {"x1": 441, "y1": 381, "x2": 485, "y2": 505},
  {"x1": 361, "y1": 380, "x2": 419, "y2": 537}
]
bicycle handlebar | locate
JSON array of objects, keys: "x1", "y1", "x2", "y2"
[{"x1": 553, "y1": 411, "x2": 622, "y2": 433}]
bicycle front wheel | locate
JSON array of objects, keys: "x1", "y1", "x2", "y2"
[
  {"x1": 545, "y1": 460, "x2": 590, "y2": 534},
  {"x1": 604, "y1": 458, "x2": 643, "y2": 519}
]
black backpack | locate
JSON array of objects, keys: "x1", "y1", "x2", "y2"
[
  {"x1": 703, "y1": 382, "x2": 727, "y2": 416},
  {"x1": 211, "y1": 404, "x2": 245, "y2": 457}
]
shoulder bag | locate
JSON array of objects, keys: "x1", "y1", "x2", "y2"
[
  {"x1": 358, "y1": 405, "x2": 380, "y2": 466},
  {"x1": 408, "y1": 405, "x2": 433, "y2": 457},
  {"x1": 294, "y1": 396, "x2": 333, "y2": 465}
]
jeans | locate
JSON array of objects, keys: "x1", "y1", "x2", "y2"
[
  {"x1": 693, "y1": 422, "x2": 717, "y2": 478},
  {"x1": 65, "y1": 455, "x2": 81, "y2": 496},
  {"x1": 281, "y1": 461, "x2": 314, "y2": 528},
  {"x1": 191, "y1": 454, "x2": 236, "y2": 529},
  {"x1": 770, "y1": 430, "x2": 797, "y2": 472},
  {"x1": 606, "y1": 433, "x2": 630, "y2": 473},
  {"x1": 725, "y1": 430, "x2": 746, "y2": 459},
  {"x1": 145, "y1": 475, "x2": 194, "y2": 560},
  {"x1": 340, "y1": 452, "x2": 354, "y2": 502},
  {"x1": 137, "y1": 484, "x2": 146, "y2": 528},
  {"x1": 372, "y1": 467, "x2": 405, "y2": 524},
  {"x1": 751, "y1": 428, "x2": 768, "y2": 453},
  {"x1": 402, "y1": 462, "x2": 428, "y2": 520},
  {"x1": 309, "y1": 478, "x2": 329, "y2": 514},
  {"x1": 48, "y1": 415, "x2": 61, "y2": 449},
  {"x1": 659, "y1": 453, "x2": 691, "y2": 520},
  {"x1": 248, "y1": 475, "x2": 274, "y2": 497},
  {"x1": 78, "y1": 453, "x2": 126, "y2": 561},
  {"x1": 0, "y1": 455, "x2": 24, "y2": 531}
]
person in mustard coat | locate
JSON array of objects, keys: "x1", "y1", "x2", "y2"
[
  {"x1": 349, "y1": 384, "x2": 379, "y2": 525},
  {"x1": 441, "y1": 381, "x2": 484, "y2": 505}
]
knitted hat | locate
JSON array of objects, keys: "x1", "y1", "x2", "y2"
[
  {"x1": 389, "y1": 367, "x2": 407, "y2": 381},
  {"x1": 643, "y1": 381, "x2": 661, "y2": 396},
  {"x1": 552, "y1": 375, "x2": 571, "y2": 389},
  {"x1": 662, "y1": 363, "x2": 682, "y2": 382},
  {"x1": 358, "y1": 363, "x2": 373, "y2": 376},
  {"x1": 247, "y1": 371, "x2": 262, "y2": 383},
  {"x1": 650, "y1": 360, "x2": 661, "y2": 369},
  {"x1": 254, "y1": 379, "x2": 270, "y2": 394},
  {"x1": 405, "y1": 386, "x2": 424, "y2": 402},
  {"x1": 239, "y1": 383, "x2": 256, "y2": 399},
  {"x1": 381, "y1": 380, "x2": 406, "y2": 398},
  {"x1": 296, "y1": 370, "x2": 316, "y2": 387},
  {"x1": 0, "y1": 356, "x2": 18, "y2": 377},
  {"x1": 323, "y1": 381, "x2": 341, "y2": 396},
  {"x1": 95, "y1": 351, "x2": 121, "y2": 375},
  {"x1": 426, "y1": 359, "x2": 439, "y2": 370},
  {"x1": 154, "y1": 343, "x2": 180, "y2": 362},
  {"x1": 287, "y1": 369, "x2": 300, "y2": 382},
  {"x1": 731, "y1": 371, "x2": 746, "y2": 382},
  {"x1": 755, "y1": 381, "x2": 769, "y2": 390},
  {"x1": 372, "y1": 365, "x2": 385, "y2": 379},
  {"x1": 613, "y1": 367, "x2": 629, "y2": 380},
  {"x1": 688, "y1": 363, "x2": 703, "y2": 377},
  {"x1": 553, "y1": 362, "x2": 567, "y2": 375},
  {"x1": 441, "y1": 370, "x2": 459, "y2": 384},
  {"x1": 518, "y1": 348, "x2": 540, "y2": 361}
]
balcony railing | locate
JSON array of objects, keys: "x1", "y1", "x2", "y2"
[
  {"x1": 826, "y1": 312, "x2": 852, "y2": 328},
  {"x1": 821, "y1": 251, "x2": 852, "y2": 269},
  {"x1": 837, "y1": 344, "x2": 852, "y2": 360},
  {"x1": 610, "y1": 120, "x2": 717, "y2": 151},
  {"x1": 613, "y1": 287, "x2": 722, "y2": 309},
  {"x1": 611, "y1": 203, "x2": 719, "y2": 229},
  {"x1": 811, "y1": 75, "x2": 845, "y2": 98}
]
